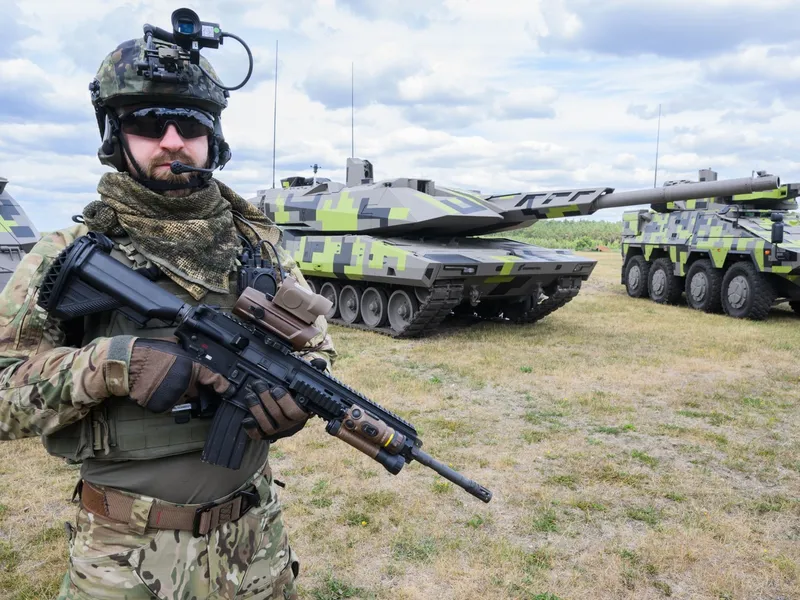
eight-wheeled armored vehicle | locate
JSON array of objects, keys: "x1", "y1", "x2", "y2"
[
  {"x1": 621, "y1": 168, "x2": 799, "y2": 320},
  {"x1": 252, "y1": 159, "x2": 779, "y2": 336},
  {"x1": 0, "y1": 177, "x2": 41, "y2": 289}
]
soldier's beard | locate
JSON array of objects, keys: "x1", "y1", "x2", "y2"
[{"x1": 144, "y1": 151, "x2": 206, "y2": 198}]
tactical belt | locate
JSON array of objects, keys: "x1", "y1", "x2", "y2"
[{"x1": 78, "y1": 480, "x2": 261, "y2": 537}]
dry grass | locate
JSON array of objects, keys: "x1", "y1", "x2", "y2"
[{"x1": 1, "y1": 252, "x2": 799, "y2": 599}]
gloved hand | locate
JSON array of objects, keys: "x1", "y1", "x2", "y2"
[
  {"x1": 126, "y1": 338, "x2": 231, "y2": 412},
  {"x1": 241, "y1": 380, "x2": 310, "y2": 441}
]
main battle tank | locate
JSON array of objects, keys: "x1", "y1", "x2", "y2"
[
  {"x1": 251, "y1": 159, "x2": 779, "y2": 337},
  {"x1": 620, "y1": 168, "x2": 799, "y2": 320},
  {"x1": 0, "y1": 177, "x2": 41, "y2": 289}
]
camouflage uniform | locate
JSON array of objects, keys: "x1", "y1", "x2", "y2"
[{"x1": 0, "y1": 34, "x2": 336, "y2": 600}]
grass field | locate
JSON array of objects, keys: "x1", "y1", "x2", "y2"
[{"x1": 1, "y1": 252, "x2": 799, "y2": 600}]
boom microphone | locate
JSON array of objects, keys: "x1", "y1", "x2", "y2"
[{"x1": 170, "y1": 161, "x2": 216, "y2": 175}]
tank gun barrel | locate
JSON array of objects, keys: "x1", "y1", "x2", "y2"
[{"x1": 595, "y1": 174, "x2": 781, "y2": 210}]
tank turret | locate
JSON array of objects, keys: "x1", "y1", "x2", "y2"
[
  {"x1": 0, "y1": 178, "x2": 41, "y2": 289},
  {"x1": 251, "y1": 160, "x2": 783, "y2": 336}
]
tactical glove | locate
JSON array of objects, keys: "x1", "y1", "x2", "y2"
[
  {"x1": 241, "y1": 379, "x2": 310, "y2": 441},
  {"x1": 126, "y1": 338, "x2": 231, "y2": 412}
]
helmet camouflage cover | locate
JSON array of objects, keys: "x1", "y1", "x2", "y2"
[{"x1": 92, "y1": 38, "x2": 228, "y2": 114}]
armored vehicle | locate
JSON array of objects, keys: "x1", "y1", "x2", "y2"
[
  {"x1": 0, "y1": 178, "x2": 41, "y2": 289},
  {"x1": 621, "y1": 168, "x2": 799, "y2": 320},
  {"x1": 252, "y1": 159, "x2": 779, "y2": 337}
]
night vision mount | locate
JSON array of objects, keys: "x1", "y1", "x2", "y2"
[{"x1": 136, "y1": 8, "x2": 253, "y2": 92}]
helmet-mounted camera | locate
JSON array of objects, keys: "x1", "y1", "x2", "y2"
[{"x1": 136, "y1": 7, "x2": 253, "y2": 92}]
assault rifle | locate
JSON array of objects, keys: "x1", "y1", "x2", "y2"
[{"x1": 37, "y1": 233, "x2": 492, "y2": 503}]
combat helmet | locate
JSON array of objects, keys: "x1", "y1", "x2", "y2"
[{"x1": 89, "y1": 36, "x2": 232, "y2": 190}]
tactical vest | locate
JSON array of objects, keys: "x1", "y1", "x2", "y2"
[{"x1": 42, "y1": 237, "x2": 240, "y2": 463}]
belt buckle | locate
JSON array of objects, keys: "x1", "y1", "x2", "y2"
[{"x1": 191, "y1": 487, "x2": 261, "y2": 537}]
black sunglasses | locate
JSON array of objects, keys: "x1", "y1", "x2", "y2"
[{"x1": 119, "y1": 107, "x2": 215, "y2": 139}]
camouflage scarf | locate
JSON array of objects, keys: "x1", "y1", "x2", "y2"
[{"x1": 83, "y1": 172, "x2": 279, "y2": 300}]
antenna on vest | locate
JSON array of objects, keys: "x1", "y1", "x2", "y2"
[{"x1": 271, "y1": 40, "x2": 279, "y2": 189}]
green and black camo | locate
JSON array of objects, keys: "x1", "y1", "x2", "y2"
[
  {"x1": 94, "y1": 37, "x2": 228, "y2": 112},
  {"x1": 251, "y1": 159, "x2": 778, "y2": 336},
  {"x1": 620, "y1": 169, "x2": 800, "y2": 320},
  {"x1": 0, "y1": 177, "x2": 40, "y2": 290}
]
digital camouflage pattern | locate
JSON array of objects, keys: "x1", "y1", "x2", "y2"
[
  {"x1": 0, "y1": 177, "x2": 41, "y2": 289},
  {"x1": 94, "y1": 37, "x2": 228, "y2": 112},
  {"x1": 83, "y1": 172, "x2": 281, "y2": 299},
  {"x1": 57, "y1": 466, "x2": 299, "y2": 599},
  {"x1": 252, "y1": 158, "x2": 777, "y2": 336},
  {"x1": 620, "y1": 172, "x2": 800, "y2": 319}
]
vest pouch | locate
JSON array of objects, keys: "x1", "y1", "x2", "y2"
[
  {"x1": 42, "y1": 405, "x2": 106, "y2": 463},
  {"x1": 101, "y1": 397, "x2": 212, "y2": 460}
]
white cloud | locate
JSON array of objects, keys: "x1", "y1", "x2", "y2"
[{"x1": 2, "y1": 0, "x2": 800, "y2": 233}]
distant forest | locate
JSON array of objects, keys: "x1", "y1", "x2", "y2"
[{"x1": 486, "y1": 220, "x2": 624, "y2": 250}]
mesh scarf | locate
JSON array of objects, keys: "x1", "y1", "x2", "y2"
[{"x1": 83, "y1": 172, "x2": 280, "y2": 300}]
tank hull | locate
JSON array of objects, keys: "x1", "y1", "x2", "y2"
[
  {"x1": 621, "y1": 200, "x2": 800, "y2": 319},
  {"x1": 0, "y1": 178, "x2": 41, "y2": 290},
  {"x1": 284, "y1": 231, "x2": 596, "y2": 336}
]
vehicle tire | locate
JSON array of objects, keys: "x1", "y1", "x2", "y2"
[
  {"x1": 721, "y1": 261, "x2": 775, "y2": 320},
  {"x1": 648, "y1": 258, "x2": 682, "y2": 305},
  {"x1": 360, "y1": 287, "x2": 389, "y2": 328},
  {"x1": 685, "y1": 259, "x2": 723, "y2": 313},
  {"x1": 339, "y1": 285, "x2": 363, "y2": 324},
  {"x1": 624, "y1": 255, "x2": 650, "y2": 298},
  {"x1": 305, "y1": 278, "x2": 317, "y2": 295},
  {"x1": 387, "y1": 289, "x2": 419, "y2": 334},
  {"x1": 319, "y1": 282, "x2": 341, "y2": 320},
  {"x1": 790, "y1": 301, "x2": 800, "y2": 316}
]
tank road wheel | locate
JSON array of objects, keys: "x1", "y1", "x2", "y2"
[
  {"x1": 790, "y1": 301, "x2": 800, "y2": 316},
  {"x1": 685, "y1": 259, "x2": 723, "y2": 313},
  {"x1": 414, "y1": 287, "x2": 431, "y2": 305},
  {"x1": 360, "y1": 287, "x2": 389, "y2": 328},
  {"x1": 305, "y1": 278, "x2": 317, "y2": 295},
  {"x1": 339, "y1": 285, "x2": 363, "y2": 324},
  {"x1": 387, "y1": 289, "x2": 419, "y2": 334},
  {"x1": 319, "y1": 282, "x2": 341, "y2": 320},
  {"x1": 721, "y1": 262, "x2": 775, "y2": 320},
  {"x1": 648, "y1": 258, "x2": 683, "y2": 305},
  {"x1": 624, "y1": 255, "x2": 650, "y2": 298}
]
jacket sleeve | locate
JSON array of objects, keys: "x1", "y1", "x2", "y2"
[
  {"x1": 276, "y1": 245, "x2": 338, "y2": 370},
  {"x1": 0, "y1": 225, "x2": 132, "y2": 440}
]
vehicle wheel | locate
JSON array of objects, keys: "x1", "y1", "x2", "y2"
[
  {"x1": 685, "y1": 259, "x2": 723, "y2": 313},
  {"x1": 721, "y1": 262, "x2": 775, "y2": 320},
  {"x1": 339, "y1": 285, "x2": 363, "y2": 324},
  {"x1": 790, "y1": 301, "x2": 800, "y2": 316},
  {"x1": 414, "y1": 287, "x2": 431, "y2": 305},
  {"x1": 624, "y1": 255, "x2": 650, "y2": 298},
  {"x1": 319, "y1": 282, "x2": 340, "y2": 320},
  {"x1": 360, "y1": 287, "x2": 389, "y2": 327},
  {"x1": 648, "y1": 258, "x2": 682, "y2": 305},
  {"x1": 305, "y1": 278, "x2": 317, "y2": 295},
  {"x1": 387, "y1": 289, "x2": 419, "y2": 333}
]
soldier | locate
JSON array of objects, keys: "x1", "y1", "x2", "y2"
[{"x1": 0, "y1": 35, "x2": 336, "y2": 599}]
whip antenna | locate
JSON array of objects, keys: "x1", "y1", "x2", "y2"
[
  {"x1": 351, "y1": 61, "x2": 355, "y2": 157},
  {"x1": 653, "y1": 103, "x2": 662, "y2": 188},
  {"x1": 271, "y1": 40, "x2": 278, "y2": 188}
]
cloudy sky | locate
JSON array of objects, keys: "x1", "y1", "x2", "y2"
[{"x1": 3, "y1": 0, "x2": 799, "y2": 232}]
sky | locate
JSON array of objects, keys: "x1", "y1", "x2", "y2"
[{"x1": 2, "y1": 0, "x2": 800, "y2": 232}]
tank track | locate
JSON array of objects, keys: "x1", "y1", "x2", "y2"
[
  {"x1": 310, "y1": 279, "x2": 465, "y2": 338},
  {"x1": 511, "y1": 281, "x2": 582, "y2": 324}
]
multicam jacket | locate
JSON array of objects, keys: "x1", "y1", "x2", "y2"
[{"x1": 0, "y1": 222, "x2": 336, "y2": 443}]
